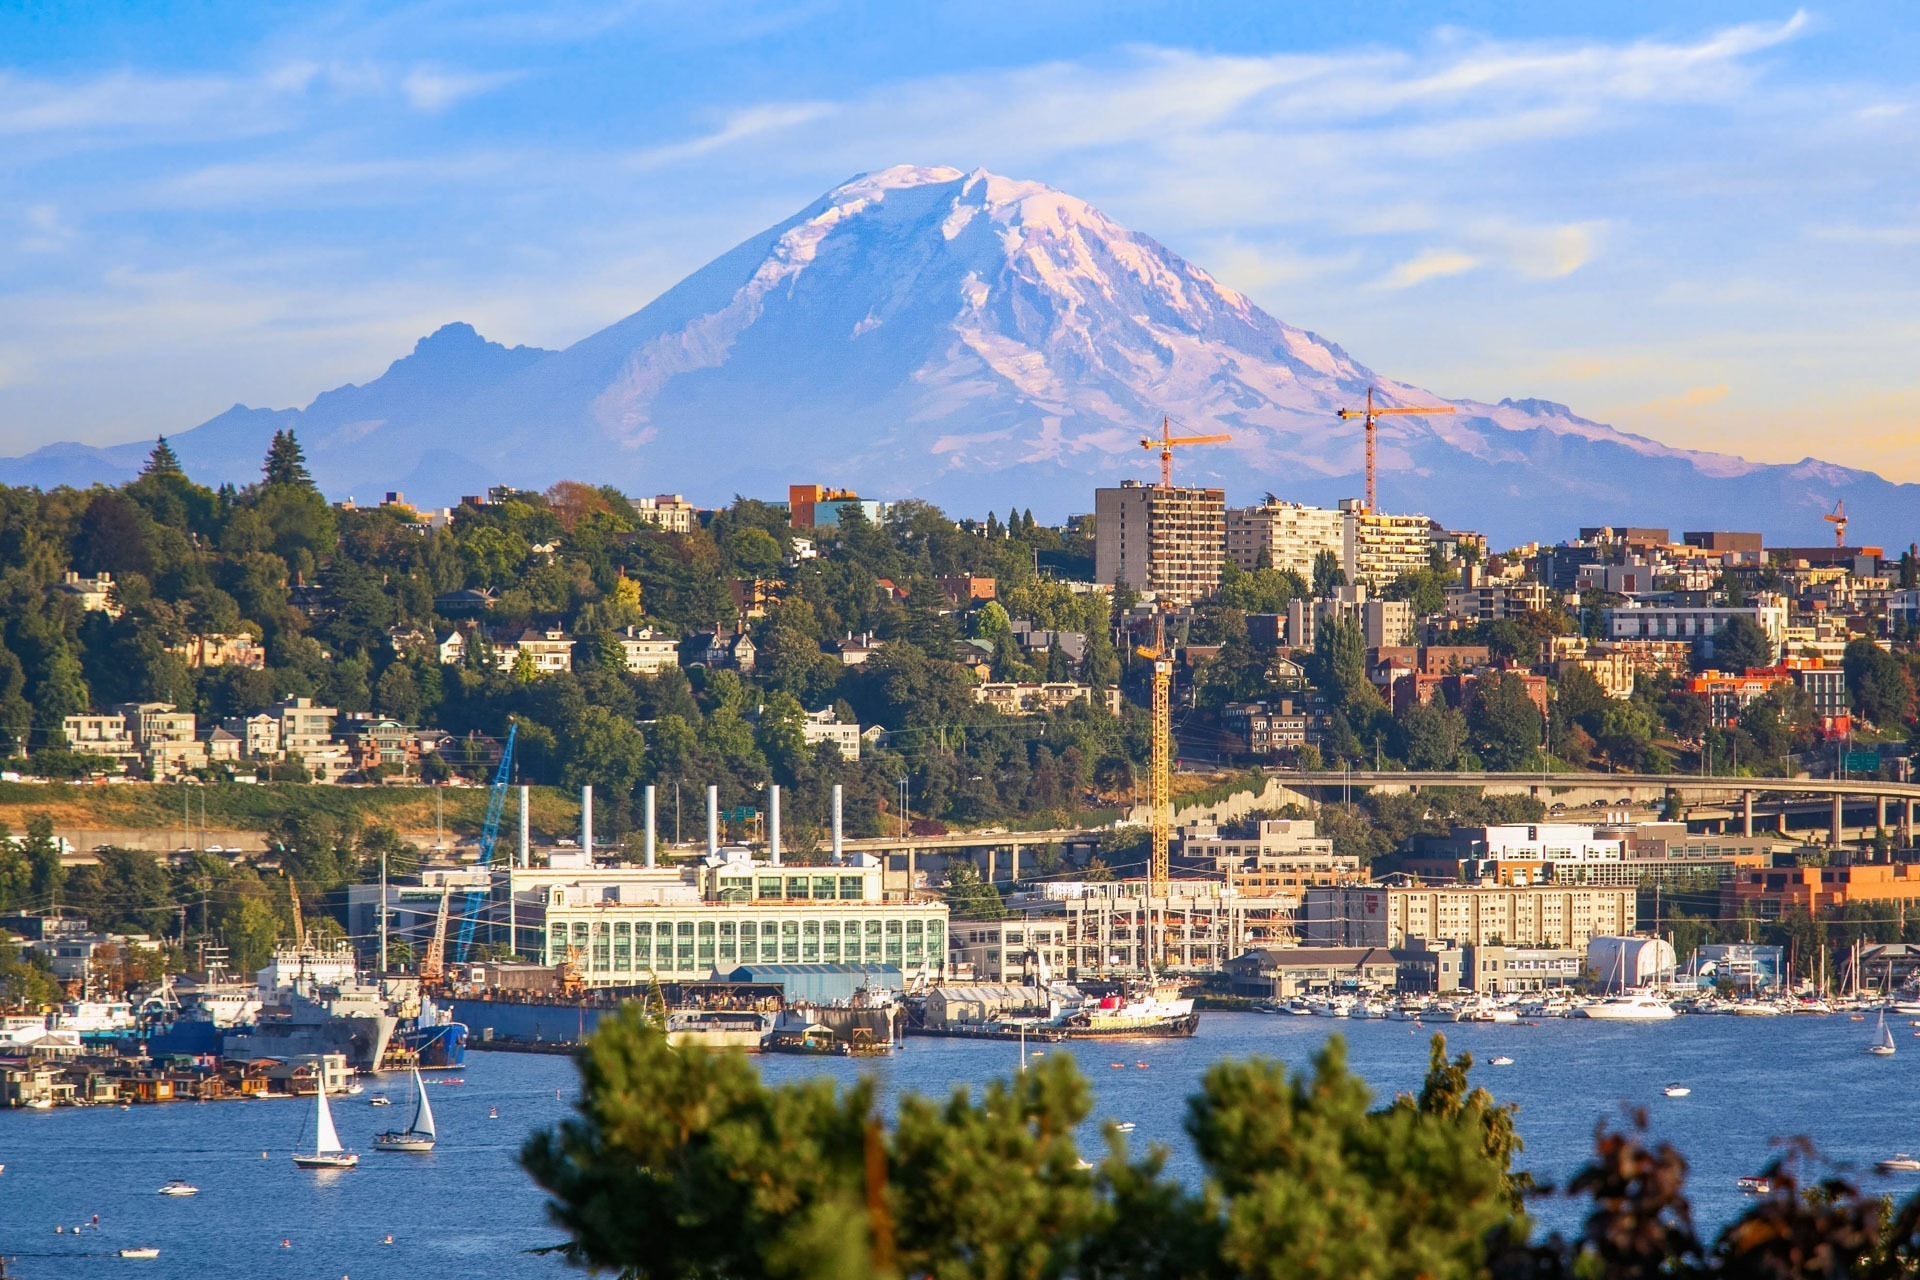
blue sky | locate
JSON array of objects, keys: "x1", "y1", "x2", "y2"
[{"x1": 2, "y1": 2, "x2": 1917, "y2": 480}]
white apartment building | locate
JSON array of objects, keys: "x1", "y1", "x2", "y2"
[
  {"x1": 1300, "y1": 884, "x2": 1637, "y2": 950},
  {"x1": 1225, "y1": 500, "x2": 1344, "y2": 579},
  {"x1": 269, "y1": 697, "x2": 338, "y2": 756},
  {"x1": 614, "y1": 627, "x2": 681, "y2": 675},
  {"x1": 497, "y1": 628, "x2": 575, "y2": 675},
  {"x1": 1604, "y1": 595, "x2": 1787, "y2": 660}
]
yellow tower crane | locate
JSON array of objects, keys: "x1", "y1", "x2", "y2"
[
  {"x1": 1825, "y1": 499, "x2": 1848, "y2": 548},
  {"x1": 419, "y1": 884, "x2": 452, "y2": 986},
  {"x1": 1140, "y1": 414, "x2": 1231, "y2": 488},
  {"x1": 1334, "y1": 387, "x2": 1456, "y2": 512},
  {"x1": 1134, "y1": 617, "x2": 1174, "y2": 935}
]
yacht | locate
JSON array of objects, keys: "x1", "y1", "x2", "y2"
[
  {"x1": 1575, "y1": 992, "x2": 1676, "y2": 1021},
  {"x1": 1879, "y1": 1155, "x2": 1920, "y2": 1174},
  {"x1": 156, "y1": 1180, "x2": 199, "y2": 1196},
  {"x1": 117, "y1": 1247, "x2": 160, "y2": 1260},
  {"x1": 1662, "y1": 1084, "x2": 1691, "y2": 1098},
  {"x1": 371, "y1": 1069, "x2": 437, "y2": 1153},
  {"x1": 291, "y1": 1083, "x2": 358, "y2": 1170}
]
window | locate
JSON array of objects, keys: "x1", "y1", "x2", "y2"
[
  {"x1": 787, "y1": 876, "x2": 810, "y2": 901},
  {"x1": 839, "y1": 876, "x2": 863, "y2": 900},
  {"x1": 864, "y1": 918, "x2": 883, "y2": 962},
  {"x1": 591, "y1": 922, "x2": 610, "y2": 972},
  {"x1": 802, "y1": 920, "x2": 820, "y2": 962},
  {"x1": 822, "y1": 920, "x2": 841, "y2": 963},
  {"x1": 676, "y1": 921, "x2": 695, "y2": 971},
  {"x1": 613, "y1": 922, "x2": 631, "y2": 971},
  {"x1": 782, "y1": 920, "x2": 800, "y2": 963},
  {"x1": 885, "y1": 919, "x2": 903, "y2": 964},
  {"x1": 697, "y1": 921, "x2": 716, "y2": 966},
  {"x1": 635, "y1": 921, "x2": 653, "y2": 970},
  {"x1": 762, "y1": 921, "x2": 780, "y2": 963},
  {"x1": 719, "y1": 921, "x2": 737, "y2": 966},
  {"x1": 813, "y1": 876, "x2": 837, "y2": 901},
  {"x1": 757, "y1": 877, "x2": 783, "y2": 900}
]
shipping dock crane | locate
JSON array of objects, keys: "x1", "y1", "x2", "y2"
[
  {"x1": 1825, "y1": 499, "x2": 1848, "y2": 548},
  {"x1": 1334, "y1": 387, "x2": 1456, "y2": 512},
  {"x1": 419, "y1": 885, "x2": 452, "y2": 985},
  {"x1": 453, "y1": 723, "x2": 518, "y2": 967},
  {"x1": 1134, "y1": 619, "x2": 1174, "y2": 908}
]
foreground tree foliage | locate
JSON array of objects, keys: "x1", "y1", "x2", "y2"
[
  {"x1": 526, "y1": 1013, "x2": 1920, "y2": 1280},
  {"x1": 524, "y1": 1012, "x2": 1525, "y2": 1280}
]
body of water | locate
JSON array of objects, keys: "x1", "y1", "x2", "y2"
[{"x1": 2, "y1": 1012, "x2": 1915, "y2": 1276}]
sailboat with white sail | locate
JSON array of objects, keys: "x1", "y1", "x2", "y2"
[
  {"x1": 291, "y1": 1080, "x2": 358, "y2": 1169},
  {"x1": 371, "y1": 1068, "x2": 437, "y2": 1153},
  {"x1": 1868, "y1": 1009, "x2": 1897, "y2": 1056}
]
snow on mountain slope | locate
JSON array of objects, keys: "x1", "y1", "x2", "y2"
[{"x1": 1, "y1": 165, "x2": 1912, "y2": 546}]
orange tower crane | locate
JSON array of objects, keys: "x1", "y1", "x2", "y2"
[
  {"x1": 1825, "y1": 499, "x2": 1848, "y2": 548},
  {"x1": 1139, "y1": 414, "x2": 1230, "y2": 488},
  {"x1": 1334, "y1": 387, "x2": 1456, "y2": 512}
]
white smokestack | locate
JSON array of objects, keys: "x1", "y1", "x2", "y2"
[
  {"x1": 769, "y1": 784, "x2": 782, "y2": 865},
  {"x1": 832, "y1": 783, "x2": 843, "y2": 864},
  {"x1": 517, "y1": 785, "x2": 530, "y2": 867},
  {"x1": 706, "y1": 784, "x2": 719, "y2": 856},
  {"x1": 581, "y1": 785, "x2": 593, "y2": 858},
  {"x1": 644, "y1": 784, "x2": 656, "y2": 869}
]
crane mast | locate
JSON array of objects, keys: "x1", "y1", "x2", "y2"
[
  {"x1": 453, "y1": 723, "x2": 518, "y2": 967},
  {"x1": 1139, "y1": 415, "x2": 1231, "y2": 488},
  {"x1": 1334, "y1": 387, "x2": 1456, "y2": 512}
]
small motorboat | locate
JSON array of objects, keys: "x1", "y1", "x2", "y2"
[
  {"x1": 343, "y1": 1081, "x2": 365, "y2": 1096},
  {"x1": 1490, "y1": 1056, "x2": 1515, "y2": 1066},
  {"x1": 118, "y1": 1247, "x2": 160, "y2": 1259},
  {"x1": 1880, "y1": 1155, "x2": 1920, "y2": 1174},
  {"x1": 156, "y1": 1180, "x2": 198, "y2": 1196},
  {"x1": 1737, "y1": 1176, "x2": 1772, "y2": 1195},
  {"x1": 1663, "y1": 1084, "x2": 1691, "y2": 1098},
  {"x1": 368, "y1": 1095, "x2": 393, "y2": 1107},
  {"x1": 1112, "y1": 1121, "x2": 1136, "y2": 1133}
]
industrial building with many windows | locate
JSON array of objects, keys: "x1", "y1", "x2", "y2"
[{"x1": 1298, "y1": 883, "x2": 1637, "y2": 950}]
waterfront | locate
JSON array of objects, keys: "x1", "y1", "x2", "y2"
[{"x1": 3, "y1": 1012, "x2": 1918, "y2": 1276}]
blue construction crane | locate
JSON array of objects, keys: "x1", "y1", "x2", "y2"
[{"x1": 453, "y1": 723, "x2": 517, "y2": 965}]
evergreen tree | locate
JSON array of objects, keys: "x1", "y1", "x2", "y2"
[
  {"x1": 263, "y1": 429, "x2": 314, "y2": 489},
  {"x1": 141, "y1": 436, "x2": 182, "y2": 478}
]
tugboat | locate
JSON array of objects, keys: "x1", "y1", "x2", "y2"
[{"x1": 1053, "y1": 983, "x2": 1197, "y2": 1039}]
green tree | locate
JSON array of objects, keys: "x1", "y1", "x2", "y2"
[
  {"x1": 1710, "y1": 614, "x2": 1774, "y2": 672},
  {"x1": 1312, "y1": 548, "x2": 1346, "y2": 598},
  {"x1": 522, "y1": 1018, "x2": 1528, "y2": 1280},
  {"x1": 24, "y1": 814, "x2": 64, "y2": 908},
  {"x1": 263, "y1": 428, "x2": 314, "y2": 488},
  {"x1": 1844, "y1": 637, "x2": 1915, "y2": 728},
  {"x1": 1469, "y1": 673, "x2": 1543, "y2": 771},
  {"x1": 941, "y1": 857, "x2": 1005, "y2": 920},
  {"x1": 141, "y1": 436, "x2": 183, "y2": 478}
]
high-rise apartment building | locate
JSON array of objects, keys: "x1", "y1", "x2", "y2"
[
  {"x1": 1094, "y1": 481, "x2": 1226, "y2": 606},
  {"x1": 1341, "y1": 499, "x2": 1438, "y2": 587},
  {"x1": 1225, "y1": 500, "x2": 1345, "y2": 578},
  {"x1": 1225, "y1": 496, "x2": 1439, "y2": 589}
]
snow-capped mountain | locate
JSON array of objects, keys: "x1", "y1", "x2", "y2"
[{"x1": 3, "y1": 164, "x2": 1912, "y2": 546}]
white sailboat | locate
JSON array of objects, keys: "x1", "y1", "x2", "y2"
[
  {"x1": 1868, "y1": 1010, "x2": 1897, "y2": 1056},
  {"x1": 291, "y1": 1081, "x2": 358, "y2": 1169},
  {"x1": 371, "y1": 1068, "x2": 437, "y2": 1153}
]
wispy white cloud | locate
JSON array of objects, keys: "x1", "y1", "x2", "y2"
[
  {"x1": 628, "y1": 101, "x2": 836, "y2": 170},
  {"x1": 401, "y1": 65, "x2": 523, "y2": 112},
  {"x1": 1377, "y1": 249, "x2": 1480, "y2": 289}
]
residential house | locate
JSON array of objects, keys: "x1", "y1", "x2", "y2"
[
  {"x1": 60, "y1": 713, "x2": 138, "y2": 761},
  {"x1": 269, "y1": 697, "x2": 337, "y2": 756},
  {"x1": 629, "y1": 494, "x2": 697, "y2": 534},
  {"x1": 337, "y1": 716, "x2": 415, "y2": 774},
  {"x1": 614, "y1": 626, "x2": 681, "y2": 675},
  {"x1": 1221, "y1": 698, "x2": 1320, "y2": 758},
  {"x1": 435, "y1": 630, "x2": 467, "y2": 666},
  {"x1": 833, "y1": 634, "x2": 885, "y2": 666},
  {"x1": 937, "y1": 575, "x2": 997, "y2": 607},
  {"x1": 54, "y1": 570, "x2": 120, "y2": 617},
  {"x1": 169, "y1": 633, "x2": 266, "y2": 669},
  {"x1": 687, "y1": 629, "x2": 757, "y2": 672},
  {"x1": 497, "y1": 628, "x2": 575, "y2": 676},
  {"x1": 202, "y1": 726, "x2": 242, "y2": 766},
  {"x1": 222, "y1": 713, "x2": 282, "y2": 760},
  {"x1": 800, "y1": 708, "x2": 862, "y2": 761},
  {"x1": 974, "y1": 682, "x2": 1122, "y2": 716}
]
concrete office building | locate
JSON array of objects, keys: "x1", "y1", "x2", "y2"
[
  {"x1": 1225, "y1": 500, "x2": 1344, "y2": 579},
  {"x1": 1299, "y1": 884, "x2": 1636, "y2": 951}
]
